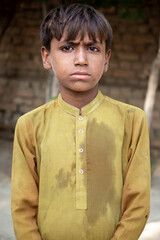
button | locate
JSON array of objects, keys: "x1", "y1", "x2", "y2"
[
  {"x1": 79, "y1": 130, "x2": 83, "y2": 134},
  {"x1": 79, "y1": 148, "x2": 83, "y2": 152},
  {"x1": 79, "y1": 169, "x2": 84, "y2": 174},
  {"x1": 79, "y1": 116, "x2": 83, "y2": 120}
]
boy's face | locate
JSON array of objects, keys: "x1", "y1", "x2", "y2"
[{"x1": 41, "y1": 33, "x2": 111, "y2": 95}]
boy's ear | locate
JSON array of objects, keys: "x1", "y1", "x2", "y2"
[
  {"x1": 41, "y1": 46, "x2": 52, "y2": 70},
  {"x1": 104, "y1": 49, "x2": 111, "y2": 73}
]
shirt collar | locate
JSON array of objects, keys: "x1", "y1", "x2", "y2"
[{"x1": 58, "y1": 90, "x2": 104, "y2": 117}]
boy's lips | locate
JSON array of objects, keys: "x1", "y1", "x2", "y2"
[{"x1": 70, "y1": 72, "x2": 91, "y2": 79}]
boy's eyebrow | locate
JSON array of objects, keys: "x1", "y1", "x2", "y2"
[{"x1": 58, "y1": 40, "x2": 102, "y2": 46}]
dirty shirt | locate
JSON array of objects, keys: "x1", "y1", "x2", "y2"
[{"x1": 11, "y1": 90, "x2": 150, "y2": 240}]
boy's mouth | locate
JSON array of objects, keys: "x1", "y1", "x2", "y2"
[{"x1": 70, "y1": 72, "x2": 91, "y2": 79}]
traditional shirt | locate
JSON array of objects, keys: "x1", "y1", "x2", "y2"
[{"x1": 11, "y1": 90, "x2": 150, "y2": 240}]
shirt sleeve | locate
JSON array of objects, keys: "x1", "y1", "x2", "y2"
[
  {"x1": 11, "y1": 116, "x2": 42, "y2": 240},
  {"x1": 111, "y1": 109, "x2": 151, "y2": 240}
]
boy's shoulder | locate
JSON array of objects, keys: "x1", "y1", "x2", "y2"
[
  {"x1": 17, "y1": 92, "x2": 147, "y2": 125},
  {"x1": 18, "y1": 98, "x2": 58, "y2": 124},
  {"x1": 102, "y1": 93, "x2": 147, "y2": 120}
]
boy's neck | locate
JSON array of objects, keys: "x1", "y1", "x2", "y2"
[{"x1": 60, "y1": 85, "x2": 98, "y2": 110}]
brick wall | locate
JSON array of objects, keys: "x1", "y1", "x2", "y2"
[
  {"x1": 0, "y1": 1, "x2": 48, "y2": 138},
  {"x1": 0, "y1": 0, "x2": 160, "y2": 156}
]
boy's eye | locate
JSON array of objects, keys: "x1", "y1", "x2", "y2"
[
  {"x1": 88, "y1": 46, "x2": 100, "y2": 52},
  {"x1": 61, "y1": 46, "x2": 73, "y2": 51}
]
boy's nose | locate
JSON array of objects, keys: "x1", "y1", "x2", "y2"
[{"x1": 74, "y1": 48, "x2": 88, "y2": 66}]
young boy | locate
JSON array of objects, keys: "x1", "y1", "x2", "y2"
[{"x1": 11, "y1": 3, "x2": 150, "y2": 240}]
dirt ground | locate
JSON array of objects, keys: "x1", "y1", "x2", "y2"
[{"x1": 0, "y1": 138, "x2": 160, "y2": 240}]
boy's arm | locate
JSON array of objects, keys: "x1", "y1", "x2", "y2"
[
  {"x1": 111, "y1": 109, "x2": 151, "y2": 240},
  {"x1": 11, "y1": 117, "x2": 42, "y2": 240}
]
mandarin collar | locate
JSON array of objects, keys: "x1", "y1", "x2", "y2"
[{"x1": 58, "y1": 90, "x2": 104, "y2": 117}]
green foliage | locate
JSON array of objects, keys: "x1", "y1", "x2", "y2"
[
  {"x1": 33, "y1": 0, "x2": 48, "y2": 4},
  {"x1": 117, "y1": 0, "x2": 145, "y2": 21},
  {"x1": 32, "y1": 0, "x2": 145, "y2": 21},
  {"x1": 64, "y1": 0, "x2": 145, "y2": 21}
]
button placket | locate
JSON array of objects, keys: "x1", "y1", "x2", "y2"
[
  {"x1": 79, "y1": 129, "x2": 83, "y2": 134},
  {"x1": 76, "y1": 115, "x2": 87, "y2": 209},
  {"x1": 79, "y1": 169, "x2": 84, "y2": 174},
  {"x1": 79, "y1": 148, "x2": 83, "y2": 152}
]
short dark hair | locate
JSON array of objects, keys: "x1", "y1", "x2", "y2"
[{"x1": 40, "y1": 3, "x2": 113, "y2": 52}]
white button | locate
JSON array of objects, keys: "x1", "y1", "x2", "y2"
[
  {"x1": 79, "y1": 129, "x2": 83, "y2": 134},
  {"x1": 79, "y1": 116, "x2": 83, "y2": 120},
  {"x1": 79, "y1": 148, "x2": 83, "y2": 152},
  {"x1": 79, "y1": 169, "x2": 84, "y2": 174}
]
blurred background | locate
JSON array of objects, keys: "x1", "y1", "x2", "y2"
[{"x1": 0, "y1": 0, "x2": 160, "y2": 239}]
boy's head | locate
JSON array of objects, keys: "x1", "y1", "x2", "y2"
[
  {"x1": 40, "y1": 3, "x2": 112, "y2": 53},
  {"x1": 40, "y1": 3, "x2": 112, "y2": 95}
]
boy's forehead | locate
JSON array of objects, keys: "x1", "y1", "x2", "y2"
[{"x1": 59, "y1": 31, "x2": 104, "y2": 44}]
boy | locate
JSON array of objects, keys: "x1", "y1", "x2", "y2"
[{"x1": 11, "y1": 3, "x2": 150, "y2": 240}]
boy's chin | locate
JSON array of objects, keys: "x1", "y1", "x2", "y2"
[
  {"x1": 60, "y1": 82, "x2": 99, "y2": 94},
  {"x1": 68, "y1": 85, "x2": 98, "y2": 94},
  {"x1": 70, "y1": 82, "x2": 98, "y2": 92}
]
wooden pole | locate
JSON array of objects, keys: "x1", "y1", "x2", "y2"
[{"x1": 144, "y1": 34, "x2": 160, "y2": 129}]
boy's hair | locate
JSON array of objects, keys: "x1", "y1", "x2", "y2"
[{"x1": 40, "y1": 3, "x2": 113, "y2": 52}]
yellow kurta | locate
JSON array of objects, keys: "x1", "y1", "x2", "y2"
[{"x1": 11, "y1": 90, "x2": 150, "y2": 240}]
